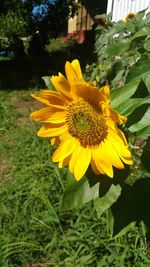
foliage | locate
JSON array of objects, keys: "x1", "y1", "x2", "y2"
[
  {"x1": 0, "y1": 1, "x2": 31, "y2": 52},
  {"x1": 40, "y1": 10, "x2": 150, "y2": 236},
  {"x1": 0, "y1": 0, "x2": 78, "y2": 54},
  {"x1": 0, "y1": 90, "x2": 150, "y2": 266}
]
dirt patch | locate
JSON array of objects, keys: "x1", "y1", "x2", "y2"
[
  {"x1": 0, "y1": 132, "x2": 16, "y2": 147},
  {"x1": 0, "y1": 157, "x2": 11, "y2": 184},
  {"x1": 10, "y1": 92, "x2": 44, "y2": 128},
  {"x1": 11, "y1": 93, "x2": 43, "y2": 127},
  {"x1": 11, "y1": 94, "x2": 43, "y2": 114},
  {"x1": 17, "y1": 117, "x2": 33, "y2": 128}
]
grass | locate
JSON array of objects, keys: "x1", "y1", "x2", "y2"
[
  {"x1": 0, "y1": 88, "x2": 150, "y2": 267},
  {"x1": 45, "y1": 37, "x2": 69, "y2": 53}
]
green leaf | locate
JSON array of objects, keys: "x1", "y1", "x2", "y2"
[
  {"x1": 127, "y1": 56, "x2": 150, "y2": 84},
  {"x1": 63, "y1": 174, "x2": 99, "y2": 210},
  {"x1": 125, "y1": 21, "x2": 136, "y2": 33},
  {"x1": 131, "y1": 26, "x2": 150, "y2": 40},
  {"x1": 143, "y1": 38, "x2": 150, "y2": 51},
  {"x1": 112, "y1": 178, "x2": 150, "y2": 235},
  {"x1": 142, "y1": 73, "x2": 150, "y2": 93},
  {"x1": 41, "y1": 76, "x2": 56, "y2": 90},
  {"x1": 137, "y1": 125, "x2": 150, "y2": 138},
  {"x1": 129, "y1": 107, "x2": 150, "y2": 132},
  {"x1": 116, "y1": 96, "x2": 150, "y2": 116},
  {"x1": 141, "y1": 137, "x2": 150, "y2": 172},
  {"x1": 94, "y1": 184, "x2": 121, "y2": 217},
  {"x1": 131, "y1": 79, "x2": 149, "y2": 98},
  {"x1": 113, "y1": 21, "x2": 126, "y2": 32},
  {"x1": 110, "y1": 80, "x2": 140, "y2": 108},
  {"x1": 105, "y1": 39, "x2": 129, "y2": 57}
]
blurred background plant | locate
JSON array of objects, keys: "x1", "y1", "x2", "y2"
[
  {"x1": 85, "y1": 10, "x2": 150, "y2": 89},
  {"x1": 67, "y1": 9, "x2": 150, "y2": 238},
  {"x1": 0, "y1": 0, "x2": 78, "y2": 57}
]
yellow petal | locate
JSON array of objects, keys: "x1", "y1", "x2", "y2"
[
  {"x1": 52, "y1": 136, "x2": 78, "y2": 162},
  {"x1": 37, "y1": 123, "x2": 67, "y2": 137},
  {"x1": 51, "y1": 73, "x2": 74, "y2": 100},
  {"x1": 45, "y1": 111, "x2": 66, "y2": 124},
  {"x1": 31, "y1": 91, "x2": 68, "y2": 109},
  {"x1": 103, "y1": 139, "x2": 124, "y2": 169},
  {"x1": 108, "y1": 131, "x2": 132, "y2": 158},
  {"x1": 92, "y1": 145, "x2": 114, "y2": 178},
  {"x1": 108, "y1": 126, "x2": 127, "y2": 146},
  {"x1": 31, "y1": 107, "x2": 54, "y2": 121},
  {"x1": 99, "y1": 85, "x2": 110, "y2": 103},
  {"x1": 69, "y1": 144, "x2": 91, "y2": 181},
  {"x1": 31, "y1": 107, "x2": 66, "y2": 123},
  {"x1": 116, "y1": 128, "x2": 128, "y2": 146},
  {"x1": 59, "y1": 155, "x2": 72, "y2": 168},
  {"x1": 31, "y1": 93, "x2": 51, "y2": 106},
  {"x1": 71, "y1": 59, "x2": 83, "y2": 79},
  {"x1": 120, "y1": 156, "x2": 133, "y2": 165},
  {"x1": 110, "y1": 108, "x2": 127, "y2": 124},
  {"x1": 72, "y1": 83, "x2": 101, "y2": 105},
  {"x1": 65, "y1": 61, "x2": 82, "y2": 86},
  {"x1": 100, "y1": 102, "x2": 111, "y2": 116},
  {"x1": 51, "y1": 137, "x2": 60, "y2": 145},
  {"x1": 91, "y1": 159, "x2": 101, "y2": 175}
]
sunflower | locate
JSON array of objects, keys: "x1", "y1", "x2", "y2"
[
  {"x1": 31, "y1": 59, "x2": 132, "y2": 181},
  {"x1": 124, "y1": 13, "x2": 136, "y2": 23}
]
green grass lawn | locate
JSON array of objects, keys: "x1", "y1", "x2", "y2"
[{"x1": 0, "y1": 89, "x2": 150, "y2": 267}]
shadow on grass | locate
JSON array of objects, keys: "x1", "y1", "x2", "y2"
[
  {"x1": 0, "y1": 53, "x2": 66, "y2": 90},
  {"x1": 0, "y1": 33, "x2": 96, "y2": 90}
]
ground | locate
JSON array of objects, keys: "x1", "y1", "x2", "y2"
[{"x1": 0, "y1": 88, "x2": 150, "y2": 267}]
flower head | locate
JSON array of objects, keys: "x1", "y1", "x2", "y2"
[
  {"x1": 31, "y1": 59, "x2": 132, "y2": 181},
  {"x1": 124, "y1": 13, "x2": 136, "y2": 23}
]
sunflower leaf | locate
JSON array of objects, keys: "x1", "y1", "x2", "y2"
[
  {"x1": 131, "y1": 26, "x2": 150, "y2": 40},
  {"x1": 41, "y1": 76, "x2": 56, "y2": 90},
  {"x1": 111, "y1": 178, "x2": 150, "y2": 235},
  {"x1": 105, "y1": 39, "x2": 129, "y2": 57},
  {"x1": 116, "y1": 96, "x2": 150, "y2": 116},
  {"x1": 137, "y1": 125, "x2": 150, "y2": 138},
  {"x1": 94, "y1": 184, "x2": 121, "y2": 218},
  {"x1": 142, "y1": 73, "x2": 150, "y2": 93},
  {"x1": 126, "y1": 55, "x2": 150, "y2": 85},
  {"x1": 129, "y1": 106, "x2": 150, "y2": 132},
  {"x1": 110, "y1": 80, "x2": 140, "y2": 108},
  {"x1": 63, "y1": 173, "x2": 99, "y2": 210}
]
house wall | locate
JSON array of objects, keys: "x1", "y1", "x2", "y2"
[
  {"x1": 107, "y1": 0, "x2": 150, "y2": 21},
  {"x1": 68, "y1": 16, "x2": 78, "y2": 33},
  {"x1": 68, "y1": 0, "x2": 108, "y2": 33},
  {"x1": 68, "y1": 0, "x2": 96, "y2": 33}
]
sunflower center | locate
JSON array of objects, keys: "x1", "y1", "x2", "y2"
[{"x1": 66, "y1": 99, "x2": 108, "y2": 146}]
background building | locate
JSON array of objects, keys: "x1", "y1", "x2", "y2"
[
  {"x1": 68, "y1": 0, "x2": 108, "y2": 33},
  {"x1": 107, "y1": 0, "x2": 150, "y2": 22},
  {"x1": 68, "y1": 0, "x2": 150, "y2": 33}
]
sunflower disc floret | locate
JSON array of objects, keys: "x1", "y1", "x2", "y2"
[{"x1": 66, "y1": 99, "x2": 108, "y2": 146}]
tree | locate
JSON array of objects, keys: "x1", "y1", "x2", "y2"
[{"x1": 0, "y1": 0, "x2": 78, "y2": 56}]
